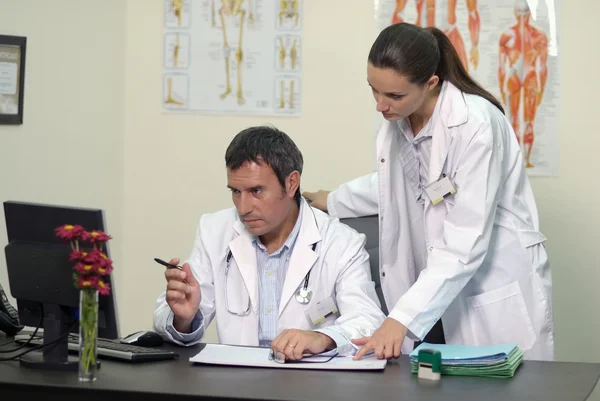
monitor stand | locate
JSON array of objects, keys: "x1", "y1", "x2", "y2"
[{"x1": 19, "y1": 304, "x2": 78, "y2": 371}]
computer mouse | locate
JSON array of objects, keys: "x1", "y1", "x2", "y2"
[{"x1": 120, "y1": 330, "x2": 164, "y2": 347}]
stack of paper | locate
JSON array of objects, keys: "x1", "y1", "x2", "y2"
[{"x1": 410, "y1": 342, "x2": 524, "y2": 378}]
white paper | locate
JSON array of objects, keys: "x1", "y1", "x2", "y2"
[
  {"x1": 189, "y1": 344, "x2": 387, "y2": 370},
  {"x1": 374, "y1": 0, "x2": 560, "y2": 176},
  {"x1": 0, "y1": 62, "x2": 17, "y2": 95},
  {"x1": 162, "y1": 0, "x2": 303, "y2": 116}
]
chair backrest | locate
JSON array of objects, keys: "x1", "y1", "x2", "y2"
[{"x1": 339, "y1": 215, "x2": 388, "y2": 314}]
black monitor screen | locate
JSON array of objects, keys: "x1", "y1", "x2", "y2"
[{"x1": 3, "y1": 200, "x2": 119, "y2": 339}]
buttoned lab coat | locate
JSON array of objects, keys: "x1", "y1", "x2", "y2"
[
  {"x1": 327, "y1": 81, "x2": 554, "y2": 360},
  {"x1": 153, "y1": 199, "x2": 386, "y2": 349}
]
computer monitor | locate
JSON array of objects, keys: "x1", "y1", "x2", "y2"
[{"x1": 3, "y1": 200, "x2": 120, "y2": 370}]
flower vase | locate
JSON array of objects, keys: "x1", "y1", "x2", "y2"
[{"x1": 78, "y1": 288, "x2": 99, "y2": 382}]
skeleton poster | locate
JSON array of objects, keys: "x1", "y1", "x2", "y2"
[
  {"x1": 375, "y1": 0, "x2": 560, "y2": 176},
  {"x1": 162, "y1": 0, "x2": 303, "y2": 116}
]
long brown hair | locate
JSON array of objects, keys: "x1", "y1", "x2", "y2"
[{"x1": 368, "y1": 23, "x2": 504, "y2": 114}]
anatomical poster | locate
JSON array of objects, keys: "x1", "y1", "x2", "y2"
[
  {"x1": 375, "y1": 0, "x2": 560, "y2": 176},
  {"x1": 162, "y1": 0, "x2": 303, "y2": 117}
]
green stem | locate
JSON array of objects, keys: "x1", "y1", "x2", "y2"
[{"x1": 80, "y1": 288, "x2": 98, "y2": 375}]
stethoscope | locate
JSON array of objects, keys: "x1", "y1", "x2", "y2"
[
  {"x1": 224, "y1": 242, "x2": 317, "y2": 316},
  {"x1": 224, "y1": 207, "x2": 319, "y2": 316}
]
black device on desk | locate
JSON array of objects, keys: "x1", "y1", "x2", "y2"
[
  {"x1": 14, "y1": 331, "x2": 176, "y2": 363},
  {"x1": 121, "y1": 330, "x2": 164, "y2": 347},
  {"x1": 3, "y1": 201, "x2": 179, "y2": 368},
  {"x1": 0, "y1": 282, "x2": 23, "y2": 336}
]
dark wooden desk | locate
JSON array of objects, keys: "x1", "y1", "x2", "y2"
[{"x1": 1, "y1": 333, "x2": 599, "y2": 401}]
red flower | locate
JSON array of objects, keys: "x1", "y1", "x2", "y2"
[
  {"x1": 66, "y1": 225, "x2": 114, "y2": 296},
  {"x1": 83, "y1": 249, "x2": 106, "y2": 266},
  {"x1": 69, "y1": 249, "x2": 88, "y2": 262},
  {"x1": 98, "y1": 251, "x2": 112, "y2": 266},
  {"x1": 54, "y1": 224, "x2": 85, "y2": 241},
  {"x1": 81, "y1": 230, "x2": 112, "y2": 244},
  {"x1": 77, "y1": 275, "x2": 98, "y2": 289},
  {"x1": 74, "y1": 262, "x2": 95, "y2": 275},
  {"x1": 76, "y1": 249, "x2": 113, "y2": 276},
  {"x1": 95, "y1": 263, "x2": 113, "y2": 276},
  {"x1": 96, "y1": 279, "x2": 111, "y2": 296}
]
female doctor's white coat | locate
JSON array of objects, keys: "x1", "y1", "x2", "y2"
[
  {"x1": 327, "y1": 81, "x2": 555, "y2": 360},
  {"x1": 153, "y1": 199, "x2": 386, "y2": 348}
]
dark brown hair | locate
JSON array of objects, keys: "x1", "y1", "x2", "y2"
[
  {"x1": 368, "y1": 23, "x2": 504, "y2": 113},
  {"x1": 225, "y1": 125, "x2": 303, "y2": 203}
]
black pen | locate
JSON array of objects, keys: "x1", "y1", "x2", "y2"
[{"x1": 154, "y1": 258, "x2": 183, "y2": 270}]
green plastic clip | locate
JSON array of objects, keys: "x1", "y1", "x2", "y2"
[{"x1": 418, "y1": 348, "x2": 441, "y2": 381}]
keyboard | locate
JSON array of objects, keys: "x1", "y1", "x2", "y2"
[{"x1": 14, "y1": 334, "x2": 179, "y2": 362}]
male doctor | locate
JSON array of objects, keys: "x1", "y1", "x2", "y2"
[{"x1": 153, "y1": 125, "x2": 385, "y2": 360}]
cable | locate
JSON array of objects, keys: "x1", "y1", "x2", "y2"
[
  {"x1": 0, "y1": 321, "x2": 77, "y2": 362},
  {"x1": 0, "y1": 304, "x2": 77, "y2": 362},
  {"x1": 0, "y1": 313, "x2": 43, "y2": 353},
  {"x1": 0, "y1": 339, "x2": 17, "y2": 347}
]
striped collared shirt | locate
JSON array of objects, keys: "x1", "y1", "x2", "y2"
[{"x1": 254, "y1": 205, "x2": 303, "y2": 346}]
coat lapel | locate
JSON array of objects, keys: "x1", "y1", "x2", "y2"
[
  {"x1": 424, "y1": 82, "x2": 468, "y2": 216},
  {"x1": 228, "y1": 219, "x2": 259, "y2": 313},
  {"x1": 279, "y1": 200, "x2": 320, "y2": 316},
  {"x1": 427, "y1": 81, "x2": 467, "y2": 185}
]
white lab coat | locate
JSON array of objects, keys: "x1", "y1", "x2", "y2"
[
  {"x1": 328, "y1": 81, "x2": 555, "y2": 360},
  {"x1": 153, "y1": 199, "x2": 386, "y2": 349}
]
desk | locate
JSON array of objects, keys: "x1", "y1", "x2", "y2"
[{"x1": 1, "y1": 333, "x2": 599, "y2": 401}]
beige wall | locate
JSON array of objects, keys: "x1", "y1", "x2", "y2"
[
  {"x1": 1, "y1": 1, "x2": 600, "y2": 396},
  {"x1": 0, "y1": 0, "x2": 126, "y2": 320}
]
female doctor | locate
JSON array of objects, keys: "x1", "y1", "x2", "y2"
[{"x1": 304, "y1": 23, "x2": 555, "y2": 361}]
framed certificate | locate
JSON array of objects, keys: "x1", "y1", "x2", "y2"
[{"x1": 0, "y1": 35, "x2": 26, "y2": 125}]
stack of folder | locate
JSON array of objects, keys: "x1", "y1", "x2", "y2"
[{"x1": 409, "y1": 342, "x2": 524, "y2": 378}]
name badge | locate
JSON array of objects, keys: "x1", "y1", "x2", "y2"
[
  {"x1": 305, "y1": 296, "x2": 339, "y2": 327},
  {"x1": 425, "y1": 175, "x2": 456, "y2": 205}
]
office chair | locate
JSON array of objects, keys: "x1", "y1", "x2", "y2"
[{"x1": 338, "y1": 215, "x2": 388, "y2": 314}]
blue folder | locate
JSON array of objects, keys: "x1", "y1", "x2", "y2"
[{"x1": 409, "y1": 343, "x2": 524, "y2": 377}]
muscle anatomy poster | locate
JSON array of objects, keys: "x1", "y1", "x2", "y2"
[
  {"x1": 375, "y1": 0, "x2": 560, "y2": 176},
  {"x1": 162, "y1": 0, "x2": 303, "y2": 116}
]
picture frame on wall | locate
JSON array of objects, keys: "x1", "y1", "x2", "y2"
[{"x1": 0, "y1": 35, "x2": 26, "y2": 125}]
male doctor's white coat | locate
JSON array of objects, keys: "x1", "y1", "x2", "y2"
[
  {"x1": 327, "y1": 81, "x2": 555, "y2": 360},
  {"x1": 153, "y1": 199, "x2": 386, "y2": 349}
]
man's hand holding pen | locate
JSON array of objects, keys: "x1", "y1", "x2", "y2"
[{"x1": 161, "y1": 257, "x2": 201, "y2": 334}]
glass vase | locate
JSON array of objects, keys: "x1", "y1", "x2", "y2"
[{"x1": 78, "y1": 288, "x2": 99, "y2": 382}]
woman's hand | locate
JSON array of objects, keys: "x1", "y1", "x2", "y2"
[
  {"x1": 352, "y1": 318, "x2": 407, "y2": 360},
  {"x1": 303, "y1": 190, "x2": 330, "y2": 212}
]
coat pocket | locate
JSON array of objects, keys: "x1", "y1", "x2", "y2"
[
  {"x1": 517, "y1": 229, "x2": 547, "y2": 249},
  {"x1": 466, "y1": 281, "x2": 536, "y2": 351}
]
